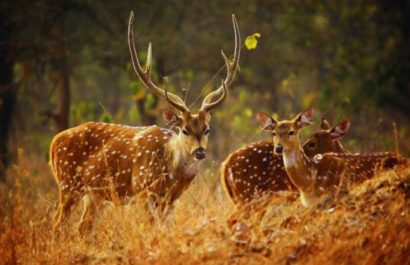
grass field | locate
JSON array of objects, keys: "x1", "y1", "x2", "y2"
[{"x1": 0, "y1": 150, "x2": 409, "y2": 265}]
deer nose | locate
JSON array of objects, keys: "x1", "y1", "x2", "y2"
[
  {"x1": 274, "y1": 145, "x2": 283, "y2": 155},
  {"x1": 193, "y1": 147, "x2": 206, "y2": 160}
]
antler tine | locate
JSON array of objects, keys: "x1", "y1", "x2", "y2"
[
  {"x1": 164, "y1": 86, "x2": 190, "y2": 113},
  {"x1": 201, "y1": 80, "x2": 228, "y2": 112},
  {"x1": 128, "y1": 11, "x2": 189, "y2": 112},
  {"x1": 201, "y1": 14, "x2": 241, "y2": 111}
]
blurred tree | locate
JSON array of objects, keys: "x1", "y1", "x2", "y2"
[
  {"x1": 0, "y1": 2, "x2": 20, "y2": 181},
  {"x1": 0, "y1": 21, "x2": 16, "y2": 181},
  {"x1": 48, "y1": 1, "x2": 71, "y2": 131}
]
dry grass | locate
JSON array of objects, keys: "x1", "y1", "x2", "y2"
[{"x1": 0, "y1": 150, "x2": 409, "y2": 265}]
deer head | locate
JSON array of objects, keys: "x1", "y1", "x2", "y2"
[
  {"x1": 256, "y1": 107, "x2": 314, "y2": 156},
  {"x1": 128, "y1": 11, "x2": 240, "y2": 160},
  {"x1": 302, "y1": 118, "x2": 351, "y2": 157}
]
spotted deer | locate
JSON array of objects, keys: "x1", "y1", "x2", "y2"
[
  {"x1": 221, "y1": 118, "x2": 351, "y2": 206},
  {"x1": 50, "y1": 11, "x2": 241, "y2": 233},
  {"x1": 255, "y1": 107, "x2": 408, "y2": 206}
]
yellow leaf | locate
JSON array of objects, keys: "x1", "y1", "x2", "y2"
[{"x1": 245, "y1": 33, "x2": 261, "y2": 50}]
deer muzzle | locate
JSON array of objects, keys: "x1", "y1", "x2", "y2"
[
  {"x1": 274, "y1": 144, "x2": 284, "y2": 155},
  {"x1": 193, "y1": 147, "x2": 206, "y2": 160}
]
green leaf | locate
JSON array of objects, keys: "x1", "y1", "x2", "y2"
[
  {"x1": 144, "y1": 94, "x2": 156, "y2": 111},
  {"x1": 100, "y1": 112, "x2": 112, "y2": 123},
  {"x1": 245, "y1": 33, "x2": 261, "y2": 50},
  {"x1": 128, "y1": 105, "x2": 140, "y2": 123},
  {"x1": 244, "y1": 108, "x2": 253, "y2": 118}
]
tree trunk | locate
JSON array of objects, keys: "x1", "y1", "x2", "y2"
[
  {"x1": 0, "y1": 9, "x2": 16, "y2": 182},
  {"x1": 50, "y1": 2, "x2": 70, "y2": 132},
  {"x1": 56, "y1": 61, "x2": 70, "y2": 131},
  {"x1": 0, "y1": 67, "x2": 16, "y2": 182}
]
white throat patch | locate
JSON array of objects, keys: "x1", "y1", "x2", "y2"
[
  {"x1": 182, "y1": 159, "x2": 200, "y2": 177},
  {"x1": 171, "y1": 144, "x2": 200, "y2": 179},
  {"x1": 283, "y1": 151, "x2": 297, "y2": 168}
]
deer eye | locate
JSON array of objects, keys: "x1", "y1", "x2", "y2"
[
  {"x1": 182, "y1": 129, "x2": 189, "y2": 135},
  {"x1": 204, "y1": 127, "x2": 210, "y2": 135},
  {"x1": 272, "y1": 132, "x2": 277, "y2": 136},
  {"x1": 307, "y1": 142, "x2": 316, "y2": 149},
  {"x1": 288, "y1": 131, "x2": 295, "y2": 136}
]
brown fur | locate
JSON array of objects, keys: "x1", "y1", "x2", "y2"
[
  {"x1": 256, "y1": 108, "x2": 408, "y2": 206},
  {"x1": 50, "y1": 120, "x2": 213, "y2": 234},
  {"x1": 221, "y1": 119, "x2": 348, "y2": 206}
]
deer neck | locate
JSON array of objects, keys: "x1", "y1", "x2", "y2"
[
  {"x1": 165, "y1": 135, "x2": 199, "y2": 179},
  {"x1": 333, "y1": 140, "x2": 346, "y2": 153},
  {"x1": 283, "y1": 146, "x2": 316, "y2": 203}
]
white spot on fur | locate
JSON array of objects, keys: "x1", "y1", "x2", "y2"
[
  {"x1": 228, "y1": 168, "x2": 233, "y2": 181},
  {"x1": 313, "y1": 154, "x2": 323, "y2": 163}
]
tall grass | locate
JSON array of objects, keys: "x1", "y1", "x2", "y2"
[{"x1": 0, "y1": 150, "x2": 409, "y2": 264}]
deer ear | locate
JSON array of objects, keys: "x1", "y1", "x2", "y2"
[
  {"x1": 320, "y1": 118, "x2": 331, "y2": 130},
  {"x1": 206, "y1": 113, "x2": 211, "y2": 122},
  {"x1": 256, "y1": 112, "x2": 277, "y2": 132},
  {"x1": 199, "y1": 110, "x2": 211, "y2": 122},
  {"x1": 329, "y1": 119, "x2": 351, "y2": 139},
  {"x1": 162, "y1": 110, "x2": 182, "y2": 127},
  {"x1": 295, "y1": 107, "x2": 314, "y2": 129}
]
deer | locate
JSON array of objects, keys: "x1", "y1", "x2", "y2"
[
  {"x1": 50, "y1": 11, "x2": 241, "y2": 234},
  {"x1": 221, "y1": 118, "x2": 351, "y2": 206},
  {"x1": 255, "y1": 107, "x2": 408, "y2": 207}
]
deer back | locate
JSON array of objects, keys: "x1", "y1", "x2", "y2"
[
  {"x1": 221, "y1": 141, "x2": 294, "y2": 205},
  {"x1": 314, "y1": 151, "x2": 408, "y2": 188}
]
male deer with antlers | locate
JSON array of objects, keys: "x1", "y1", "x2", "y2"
[
  {"x1": 221, "y1": 118, "x2": 351, "y2": 206},
  {"x1": 255, "y1": 108, "x2": 407, "y2": 207},
  {"x1": 50, "y1": 11, "x2": 241, "y2": 234}
]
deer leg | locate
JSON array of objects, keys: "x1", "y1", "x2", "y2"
[
  {"x1": 334, "y1": 157, "x2": 347, "y2": 202},
  {"x1": 253, "y1": 198, "x2": 271, "y2": 223},
  {"x1": 133, "y1": 191, "x2": 158, "y2": 224},
  {"x1": 146, "y1": 193, "x2": 161, "y2": 224},
  {"x1": 53, "y1": 191, "x2": 77, "y2": 234},
  {"x1": 77, "y1": 194, "x2": 96, "y2": 235},
  {"x1": 162, "y1": 203, "x2": 176, "y2": 228}
]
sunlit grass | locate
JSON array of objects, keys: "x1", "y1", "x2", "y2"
[{"x1": 0, "y1": 150, "x2": 409, "y2": 264}]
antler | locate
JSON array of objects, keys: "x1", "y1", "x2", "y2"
[
  {"x1": 200, "y1": 14, "x2": 241, "y2": 112},
  {"x1": 201, "y1": 80, "x2": 228, "y2": 112},
  {"x1": 128, "y1": 11, "x2": 189, "y2": 112},
  {"x1": 164, "y1": 86, "x2": 190, "y2": 113}
]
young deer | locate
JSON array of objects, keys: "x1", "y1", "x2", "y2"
[
  {"x1": 255, "y1": 108, "x2": 407, "y2": 207},
  {"x1": 50, "y1": 11, "x2": 241, "y2": 233},
  {"x1": 221, "y1": 118, "x2": 350, "y2": 206}
]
